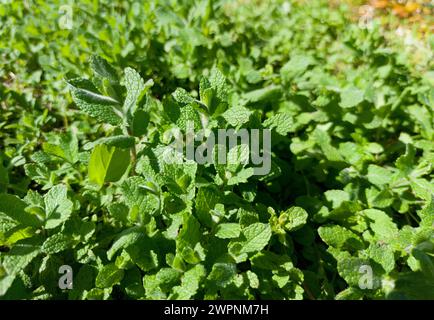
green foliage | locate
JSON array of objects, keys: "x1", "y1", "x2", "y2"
[
  {"x1": 0, "y1": 0, "x2": 433, "y2": 301},
  {"x1": 88, "y1": 145, "x2": 130, "y2": 187}
]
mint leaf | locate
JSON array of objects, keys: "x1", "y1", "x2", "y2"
[
  {"x1": 263, "y1": 113, "x2": 294, "y2": 136},
  {"x1": 0, "y1": 194, "x2": 41, "y2": 228},
  {"x1": 318, "y1": 225, "x2": 364, "y2": 251},
  {"x1": 222, "y1": 106, "x2": 252, "y2": 127},
  {"x1": 107, "y1": 227, "x2": 145, "y2": 260},
  {"x1": 42, "y1": 131, "x2": 79, "y2": 164},
  {"x1": 170, "y1": 264, "x2": 206, "y2": 299},
  {"x1": 367, "y1": 165, "x2": 393, "y2": 186},
  {"x1": 96, "y1": 263, "x2": 124, "y2": 288},
  {"x1": 362, "y1": 209, "x2": 399, "y2": 240},
  {"x1": 367, "y1": 243, "x2": 395, "y2": 273},
  {"x1": 195, "y1": 187, "x2": 220, "y2": 227},
  {"x1": 123, "y1": 67, "x2": 148, "y2": 114},
  {"x1": 84, "y1": 135, "x2": 135, "y2": 150},
  {"x1": 0, "y1": 245, "x2": 40, "y2": 296},
  {"x1": 239, "y1": 223, "x2": 272, "y2": 254},
  {"x1": 340, "y1": 87, "x2": 365, "y2": 108},
  {"x1": 41, "y1": 233, "x2": 71, "y2": 254},
  {"x1": 215, "y1": 223, "x2": 241, "y2": 239},
  {"x1": 88, "y1": 144, "x2": 130, "y2": 187},
  {"x1": 44, "y1": 185, "x2": 73, "y2": 229},
  {"x1": 243, "y1": 86, "x2": 281, "y2": 103},
  {"x1": 281, "y1": 54, "x2": 315, "y2": 81},
  {"x1": 90, "y1": 55, "x2": 118, "y2": 82},
  {"x1": 207, "y1": 263, "x2": 237, "y2": 288},
  {"x1": 281, "y1": 206, "x2": 308, "y2": 232},
  {"x1": 67, "y1": 78, "x2": 122, "y2": 125}
]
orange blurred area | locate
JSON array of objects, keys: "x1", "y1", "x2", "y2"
[
  {"x1": 370, "y1": 0, "x2": 432, "y2": 17},
  {"x1": 326, "y1": 0, "x2": 433, "y2": 34},
  {"x1": 357, "y1": 0, "x2": 433, "y2": 36}
]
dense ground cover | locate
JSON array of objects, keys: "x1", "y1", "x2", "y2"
[{"x1": 0, "y1": 0, "x2": 433, "y2": 300}]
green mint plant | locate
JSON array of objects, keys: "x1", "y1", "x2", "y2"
[
  {"x1": 67, "y1": 56, "x2": 154, "y2": 185},
  {"x1": 0, "y1": 0, "x2": 433, "y2": 301}
]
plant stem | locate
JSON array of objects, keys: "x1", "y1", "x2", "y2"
[{"x1": 130, "y1": 143, "x2": 137, "y2": 176}]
